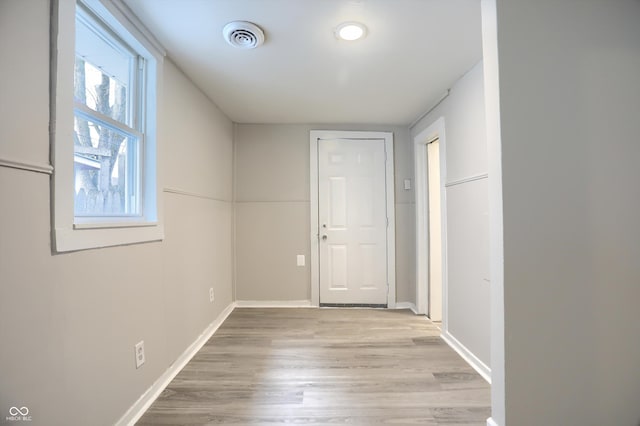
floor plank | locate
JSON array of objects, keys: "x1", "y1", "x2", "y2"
[{"x1": 137, "y1": 308, "x2": 490, "y2": 425}]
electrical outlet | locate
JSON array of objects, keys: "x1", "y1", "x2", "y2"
[
  {"x1": 296, "y1": 255, "x2": 305, "y2": 266},
  {"x1": 209, "y1": 288, "x2": 214, "y2": 303},
  {"x1": 135, "y1": 341, "x2": 145, "y2": 369}
]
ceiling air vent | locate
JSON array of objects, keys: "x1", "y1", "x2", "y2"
[{"x1": 223, "y1": 21, "x2": 265, "y2": 49}]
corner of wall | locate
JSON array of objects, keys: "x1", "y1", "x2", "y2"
[
  {"x1": 231, "y1": 122, "x2": 238, "y2": 302},
  {"x1": 115, "y1": 302, "x2": 237, "y2": 426}
]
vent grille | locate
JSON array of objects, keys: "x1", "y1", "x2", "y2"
[{"x1": 223, "y1": 21, "x2": 265, "y2": 49}]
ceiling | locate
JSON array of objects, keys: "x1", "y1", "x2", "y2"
[{"x1": 123, "y1": 0, "x2": 482, "y2": 125}]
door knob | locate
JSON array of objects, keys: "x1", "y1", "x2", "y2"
[{"x1": 322, "y1": 235, "x2": 328, "y2": 241}]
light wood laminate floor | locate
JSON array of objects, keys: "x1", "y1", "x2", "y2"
[{"x1": 137, "y1": 308, "x2": 490, "y2": 425}]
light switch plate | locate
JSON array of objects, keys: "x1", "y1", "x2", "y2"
[
  {"x1": 404, "y1": 179, "x2": 411, "y2": 190},
  {"x1": 297, "y1": 255, "x2": 305, "y2": 266}
]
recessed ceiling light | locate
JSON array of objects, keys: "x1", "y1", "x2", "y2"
[{"x1": 335, "y1": 22, "x2": 367, "y2": 41}]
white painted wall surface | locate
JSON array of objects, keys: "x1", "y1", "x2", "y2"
[
  {"x1": 491, "y1": 0, "x2": 640, "y2": 424},
  {"x1": 411, "y1": 62, "x2": 490, "y2": 367},
  {"x1": 445, "y1": 178, "x2": 490, "y2": 361},
  {"x1": 0, "y1": 3, "x2": 234, "y2": 424},
  {"x1": 234, "y1": 124, "x2": 416, "y2": 304},
  {"x1": 0, "y1": 0, "x2": 50, "y2": 167},
  {"x1": 480, "y1": 0, "x2": 505, "y2": 423}
]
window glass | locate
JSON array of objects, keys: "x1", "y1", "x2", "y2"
[
  {"x1": 73, "y1": 5, "x2": 143, "y2": 217},
  {"x1": 75, "y1": 11, "x2": 134, "y2": 126},
  {"x1": 73, "y1": 113, "x2": 140, "y2": 216}
]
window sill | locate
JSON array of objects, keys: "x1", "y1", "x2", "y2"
[
  {"x1": 73, "y1": 220, "x2": 158, "y2": 230},
  {"x1": 54, "y1": 222, "x2": 164, "y2": 253}
]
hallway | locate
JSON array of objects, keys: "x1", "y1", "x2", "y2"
[{"x1": 137, "y1": 308, "x2": 490, "y2": 425}]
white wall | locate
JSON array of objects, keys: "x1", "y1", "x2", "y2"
[
  {"x1": 480, "y1": 1, "x2": 504, "y2": 423},
  {"x1": 234, "y1": 123, "x2": 416, "y2": 304},
  {"x1": 411, "y1": 62, "x2": 490, "y2": 368},
  {"x1": 0, "y1": 2, "x2": 234, "y2": 424},
  {"x1": 489, "y1": 0, "x2": 640, "y2": 424},
  {"x1": 0, "y1": 0, "x2": 50, "y2": 167}
]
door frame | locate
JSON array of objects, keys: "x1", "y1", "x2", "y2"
[
  {"x1": 414, "y1": 117, "x2": 448, "y2": 324},
  {"x1": 310, "y1": 130, "x2": 396, "y2": 308}
]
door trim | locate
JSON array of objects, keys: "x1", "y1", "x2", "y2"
[
  {"x1": 414, "y1": 117, "x2": 448, "y2": 326},
  {"x1": 310, "y1": 130, "x2": 396, "y2": 308}
]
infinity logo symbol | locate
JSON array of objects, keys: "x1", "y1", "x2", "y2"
[{"x1": 9, "y1": 406, "x2": 29, "y2": 416}]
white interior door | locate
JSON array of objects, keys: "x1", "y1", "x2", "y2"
[
  {"x1": 318, "y1": 138, "x2": 388, "y2": 305},
  {"x1": 427, "y1": 139, "x2": 443, "y2": 321}
]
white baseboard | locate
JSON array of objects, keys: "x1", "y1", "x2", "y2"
[
  {"x1": 115, "y1": 302, "x2": 237, "y2": 426},
  {"x1": 441, "y1": 330, "x2": 492, "y2": 384},
  {"x1": 235, "y1": 300, "x2": 313, "y2": 308},
  {"x1": 486, "y1": 417, "x2": 499, "y2": 426},
  {"x1": 394, "y1": 302, "x2": 419, "y2": 314}
]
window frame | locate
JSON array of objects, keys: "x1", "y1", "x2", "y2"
[
  {"x1": 73, "y1": 3, "x2": 143, "y2": 219},
  {"x1": 51, "y1": 0, "x2": 165, "y2": 252}
]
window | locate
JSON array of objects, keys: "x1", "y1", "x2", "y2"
[
  {"x1": 51, "y1": 0, "x2": 164, "y2": 252},
  {"x1": 74, "y1": 4, "x2": 143, "y2": 217}
]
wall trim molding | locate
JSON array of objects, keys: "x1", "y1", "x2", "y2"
[
  {"x1": 445, "y1": 173, "x2": 488, "y2": 188},
  {"x1": 115, "y1": 302, "x2": 236, "y2": 426},
  {"x1": 235, "y1": 300, "x2": 313, "y2": 308},
  {"x1": 109, "y1": 0, "x2": 167, "y2": 57},
  {"x1": 394, "y1": 302, "x2": 418, "y2": 314},
  {"x1": 163, "y1": 187, "x2": 230, "y2": 203},
  {"x1": 486, "y1": 417, "x2": 499, "y2": 426},
  {"x1": 234, "y1": 200, "x2": 309, "y2": 204},
  {"x1": 409, "y1": 89, "x2": 451, "y2": 129},
  {"x1": 0, "y1": 157, "x2": 53, "y2": 175},
  {"x1": 441, "y1": 330, "x2": 491, "y2": 384}
]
